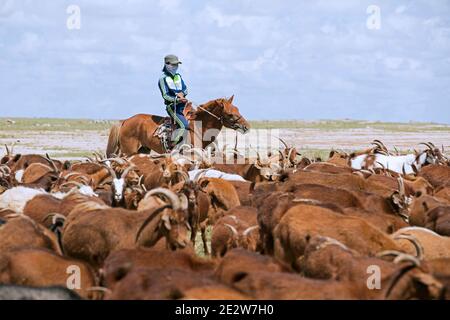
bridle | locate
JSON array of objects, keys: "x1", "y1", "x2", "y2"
[{"x1": 192, "y1": 100, "x2": 243, "y2": 129}]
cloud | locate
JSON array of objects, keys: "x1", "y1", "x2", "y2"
[{"x1": 0, "y1": 0, "x2": 449, "y2": 123}]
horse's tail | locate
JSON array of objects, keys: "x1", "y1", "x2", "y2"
[{"x1": 106, "y1": 121, "x2": 122, "y2": 157}]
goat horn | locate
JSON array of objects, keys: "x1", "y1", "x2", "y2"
[
  {"x1": 100, "y1": 158, "x2": 126, "y2": 165},
  {"x1": 120, "y1": 165, "x2": 136, "y2": 179},
  {"x1": 145, "y1": 188, "x2": 181, "y2": 211},
  {"x1": 277, "y1": 150, "x2": 285, "y2": 161},
  {"x1": 193, "y1": 169, "x2": 208, "y2": 182},
  {"x1": 4, "y1": 144, "x2": 10, "y2": 156},
  {"x1": 224, "y1": 223, "x2": 238, "y2": 236},
  {"x1": 393, "y1": 254, "x2": 421, "y2": 267},
  {"x1": 397, "y1": 177, "x2": 405, "y2": 196},
  {"x1": 59, "y1": 181, "x2": 85, "y2": 188},
  {"x1": 287, "y1": 148, "x2": 296, "y2": 163},
  {"x1": 87, "y1": 286, "x2": 112, "y2": 294},
  {"x1": 174, "y1": 170, "x2": 190, "y2": 183},
  {"x1": 419, "y1": 142, "x2": 433, "y2": 150},
  {"x1": 278, "y1": 137, "x2": 289, "y2": 149},
  {"x1": 178, "y1": 193, "x2": 189, "y2": 211},
  {"x1": 243, "y1": 225, "x2": 259, "y2": 236},
  {"x1": 105, "y1": 165, "x2": 117, "y2": 180},
  {"x1": 46, "y1": 153, "x2": 59, "y2": 173},
  {"x1": 376, "y1": 250, "x2": 405, "y2": 258},
  {"x1": 394, "y1": 234, "x2": 424, "y2": 260}
]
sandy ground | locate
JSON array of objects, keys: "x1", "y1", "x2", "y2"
[{"x1": 0, "y1": 127, "x2": 449, "y2": 160}]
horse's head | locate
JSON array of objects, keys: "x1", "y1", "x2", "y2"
[{"x1": 216, "y1": 95, "x2": 250, "y2": 134}]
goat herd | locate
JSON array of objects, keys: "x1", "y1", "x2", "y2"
[{"x1": 0, "y1": 140, "x2": 449, "y2": 300}]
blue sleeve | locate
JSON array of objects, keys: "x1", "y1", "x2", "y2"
[
  {"x1": 158, "y1": 76, "x2": 175, "y2": 103},
  {"x1": 181, "y1": 75, "x2": 188, "y2": 96}
]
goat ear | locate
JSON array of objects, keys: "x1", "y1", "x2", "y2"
[
  {"x1": 391, "y1": 191, "x2": 403, "y2": 207},
  {"x1": 329, "y1": 150, "x2": 335, "y2": 158},
  {"x1": 63, "y1": 161, "x2": 71, "y2": 170},
  {"x1": 162, "y1": 213, "x2": 171, "y2": 230},
  {"x1": 171, "y1": 181, "x2": 184, "y2": 192},
  {"x1": 412, "y1": 273, "x2": 444, "y2": 299},
  {"x1": 200, "y1": 179, "x2": 210, "y2": 189},
  {"x1": 13, "y1": 154, "x2": 21, "y2": 162},
  {"x1": 228, "y1": 95, "x2": 234, "y2": 104}
]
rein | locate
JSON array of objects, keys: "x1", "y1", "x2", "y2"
[
  {"x1": 191, "y1": 100, "x2": 242, "y2": 128},
  {"x1": 195, "y1": 104, "x2": 222, "y2": 121}
]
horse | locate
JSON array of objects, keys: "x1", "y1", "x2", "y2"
[{"x1": 106, "y1": 96, "x2": 250, "y2": 157}]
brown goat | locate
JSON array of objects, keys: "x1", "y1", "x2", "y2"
[
  {"x1": 418, "y1": 164, "x2": 450, "y2": 188},
  {"x1": 102, "y1": 247, "x2": 217, "y2": 290},
  {"x1": 0, "y1": 248, "x2": 97, "y2": 299},
  {"x1": 0, "y1": 215, "x2": 61, "y2": 254},
  {"x1": 105, "y1": 267, "x2": 244, "y2": 300},
  {"x1": 61, "y1": 188, "x2": 190, "y2": 268},
  {"x1": 273, "y1": 204, "x2": 400, "y2": 270},
  {"x1": 211, "y1": 206, "x2": 259, "y2": 258},
  {"x1": 391, "y1": 227, "x2": 450, "y2": 259}
]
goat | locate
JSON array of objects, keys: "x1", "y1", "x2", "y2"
[
  {"x1": 273, "y1": 204, "x2": 401, "y2": 270},
  {"x1": 0, "y1": 248, "x2": 97, "y2": 299},
  {"x1": 61, "y1": 188, "x2": 190, "y2": 268},
  {"x1": 211, "y1": 208, "x2": 259, "y2": 258},
  {"x1": 391, "y1": 227, "x2": 450, "y2": 260}
]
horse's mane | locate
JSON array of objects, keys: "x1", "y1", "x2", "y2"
[{"x1": 193, "y1": 98, "x2": 227, "y2": 116}]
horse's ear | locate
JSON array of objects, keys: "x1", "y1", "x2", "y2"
[{"x1": 228, "y1": 95, "x2": 234, "y2": 104}]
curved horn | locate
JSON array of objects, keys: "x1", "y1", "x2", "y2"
[
  {"x1": 287, "y1": 148, "x2": 296, "y2": 163},
  {"x1": 59, "y1": 181, "x2": 85, "y2": 188},
  {"x1": 45, "y1": 153, "x2": 59, "y2": 173},
  {"x1": 105, "y1": 165, "x2": 117, "y2": 180},
  {"x1": 100, "y1": 158, "x2": 126, "y2": 165},
  {"x1": 376, "y1": 250, "x2": 404, "y2": 258},
  {"x1": 42, "y1": 213, "x2": 67, "y2": 225},
  {"x1": 224, "y1": 223, "x2": 238, "y2": 236},
  {"x1": 397, "y1": 177, "x2": 405, "y2": 196},
  {"x1": 145, "y1": 188, "x2": 181, "y2": 211},
  {"x1": 120, "y1": 165, "x2": 135, "y2": 179},
  {"x1": 278, "y1": 137, "x2": 289, "y2": 149},
  {"x1": 394, "y1": 234, "x2": 424, "y2": 260},
  {"x1": 419, "y1": 142, "x2": 433, "y2": 150},
  {"x1": 174, "y1": 170, "x2": 190, "y2": 183},
  {"x1": 193, "y1": 169, "x2": 208, "y2": 182},
  {"x1": 393, "y1": 254, "x2": 421, "y2": 267},
  {"x1": 178, "y1": 193, "x2": 189, "y2": 211},
  {"x1": 242, "y1": 225, "x2": 259, "y2": 236},
  {"x1": 373, "y1": 139, "x2": 389, "y2": 152}
]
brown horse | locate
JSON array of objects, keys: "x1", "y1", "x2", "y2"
[{"x1": 106, "y1": 96, "x2": 250, "y2": 157}]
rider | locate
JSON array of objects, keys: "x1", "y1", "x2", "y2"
[{"x1": 158, "y1": 54, "x2": 189, "y2": 148}]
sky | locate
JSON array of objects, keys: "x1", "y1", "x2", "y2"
[{"x1": 0, "y1": 0, "x2": 449, "y2": 122}]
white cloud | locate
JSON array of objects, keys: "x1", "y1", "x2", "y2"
[
  {"x1": 13, "y1": 32, "x2": 41, "y2": 53},
  {"x1": 395, "y1": 5, "x2": 407, "y2": 14},
  {"x1": 0, "y1": 0, "x2": 449, "y2": 122}
]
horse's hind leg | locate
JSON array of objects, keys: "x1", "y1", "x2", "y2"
[{"x1": 119, "y1": 136, "x2": 140, "y2": 156}]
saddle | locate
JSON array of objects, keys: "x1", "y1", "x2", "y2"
[
  {"x1": 154, "y1": 117, "x2": 177, "y2": 152},
  {"x1": 153, "y1": 102, "x2": 194, "y2": 152}
]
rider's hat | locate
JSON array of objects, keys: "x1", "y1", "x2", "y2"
[{"x1": 164, "y1": 54, "x2": 182, "y2": 65}]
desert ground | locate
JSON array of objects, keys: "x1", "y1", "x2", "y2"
[{"x1": 1, "y1": 117, "x2": 449, "y2": 160}]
